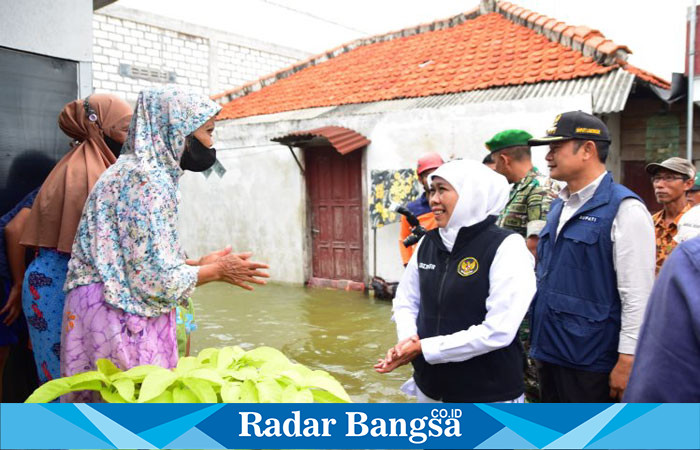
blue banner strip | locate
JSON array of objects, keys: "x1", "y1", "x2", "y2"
[{"x1": 2, "y1": 403, "x2": 699, "y2": 449}]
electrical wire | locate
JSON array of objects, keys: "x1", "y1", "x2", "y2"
[{"x1": 255, "y1": 0, "x2": 370, "y2": 34}]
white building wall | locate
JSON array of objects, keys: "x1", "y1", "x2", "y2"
[
  {"x1": 92, "y1": 6, "x2": 309, "y2": 101},
  {"x1": 180, "y1": 94, "x2": 592, "y2": 285}
]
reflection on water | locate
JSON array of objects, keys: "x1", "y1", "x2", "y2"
[{"x1": 190, "y1": 283, "x2": 412, "y2": 403}]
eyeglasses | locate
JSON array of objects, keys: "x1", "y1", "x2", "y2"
[{"x1": 651, "y1": 174, "x2": 687, "y2": 183}]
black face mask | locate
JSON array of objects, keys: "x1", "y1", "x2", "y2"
[
  {"x1": 103, "y1": 134, "x2": 123, "y2": 158},
  {"x1": 180, "y1": 135, "x2": 216, "y2": 172}
]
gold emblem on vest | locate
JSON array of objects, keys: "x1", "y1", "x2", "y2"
[{"x1": 457, "y1": 257, "x2": 479, "y2": 277}]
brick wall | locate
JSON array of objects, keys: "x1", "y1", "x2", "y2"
[{"x1": 92, "y1": 8, "x2": 307, "y2": 102}]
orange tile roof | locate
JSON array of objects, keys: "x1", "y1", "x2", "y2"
[{"x1": 216, "y1": 2, "x2": 670, "y2": 121}]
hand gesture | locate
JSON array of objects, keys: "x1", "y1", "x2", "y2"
[
  {"x1": 187, "y1": 245, "x2": 232, "y2": 266},
  {"x1": 217, "y1": 252, "x2": 270, "y2": 291},
  {"x1": 0, "y1": 284, "x2": 22, "y2": 326},
  {"x1": 374, "y1": 334, "x2": 421, "y2": 373}
]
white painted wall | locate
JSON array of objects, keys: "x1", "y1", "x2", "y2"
[
  {"x1": 180, "y1": 94, "x2": 592, "y2": 285},
  {"x1": 0, "y1": 0, "x2": 93, "y2": 97},
  {"x1": 0, "y1": 0, "x2": 93, "y2": 62}
]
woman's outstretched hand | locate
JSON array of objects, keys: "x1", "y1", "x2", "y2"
[
  {"x1": 186, "y1": 245, "x2": 232, "y2": 266},
  {"x1": 216, "y1": 252, "x2": 270, "y2": 291},
  {"x1": 374, "y1": 334, "x2": 422, "y2": 373}
]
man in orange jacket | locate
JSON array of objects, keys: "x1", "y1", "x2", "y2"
[{"x1": 399, "y1": 153, "x2": 444, "y2": 266}]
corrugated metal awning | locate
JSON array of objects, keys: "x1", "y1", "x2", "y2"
[{"x1": 272, "y1": 126, "x2": 370, "y2": 155}]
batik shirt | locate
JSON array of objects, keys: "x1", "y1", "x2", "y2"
[
  {"x1": 65, "y1": 86, "x2": 221, "y2": 317},
  {"x1": 497, "y1": 167, "x2": 560, "y2": 238},
  {"x1": 652, "y1": 203, "x2": 691, "y2": 275}
]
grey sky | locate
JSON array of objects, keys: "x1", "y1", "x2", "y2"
[{"x1": 116, "y1": 0, "x2": 692, "y2": 82}]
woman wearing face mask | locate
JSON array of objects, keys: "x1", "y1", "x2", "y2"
[
  {"x1": 375, "y1": 159, "x2": 536, "y2": 403},
  {"x1": 19, "y1": 94, "x2": 132, "y2": 384},
  {"x1": 60, "y1": 87, "x2": 269, "y2": 401}
]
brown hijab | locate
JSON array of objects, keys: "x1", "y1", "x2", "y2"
[{"x1": 20, "y1": 94, "x2": 133, "y2": 253}]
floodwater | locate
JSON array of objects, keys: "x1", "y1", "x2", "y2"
[{"x1": 189, "y1": 283, "x2": 413, "y2": 403}]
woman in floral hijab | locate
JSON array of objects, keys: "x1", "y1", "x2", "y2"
[{"x1": 61, "y1": 87, "x2": 269, "y2": 401}]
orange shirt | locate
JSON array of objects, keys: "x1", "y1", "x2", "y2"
[
  {"x1": 652, "y1": 203, "x2": 691, "y2": 274},
  {"x1": 399, "y1": 213, "x2": 438, "y2": 266}
]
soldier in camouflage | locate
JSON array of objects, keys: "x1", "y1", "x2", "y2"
[{"x1": 485, "y1": 129, "x2": 560, "y2": 402}]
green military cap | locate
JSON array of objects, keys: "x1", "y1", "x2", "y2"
[{"x1": 485, "y1": 129, "x2": 533, "y2": 153}]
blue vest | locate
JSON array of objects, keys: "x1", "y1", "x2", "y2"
[{"x1": 530, "y1": 173, "x2": 640, "y2": 373}]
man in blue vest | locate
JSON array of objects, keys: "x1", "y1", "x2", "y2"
[{"x1": 527, "y1": 111, "x2": 655, "y2": 402}]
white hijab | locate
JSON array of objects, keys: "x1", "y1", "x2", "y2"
[{"x1": 429, "y1": 159, "x2": 510, "y2": 252}]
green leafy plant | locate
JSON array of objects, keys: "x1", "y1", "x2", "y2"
[{"x1": 26, "y1": 346, "x2": 351, "y2": 403}]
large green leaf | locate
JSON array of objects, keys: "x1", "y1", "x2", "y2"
[
  {"x1": 100, "y1": 387, "x2": 128, "y2": 403},
  {"x1": 196, "y1": 347, "x2": 219, "y2": 365},
  {"x1": 111, "y1": 365, "x2": 163, "y2": 383},
  {"x1": 223, "y1": 366, "x2": 259, "y2": 381},
  {"x1": 255, "y1": 379, "x2": 283, "y2": 403},
  {"x1": 187, "y1": 368, "x2": 225, "y2": 386},
  {"x1": 175, "y1": 356, "x2": 199, "y2": 373},
  {"x1": 302, "y1": 372, "x2": 351, "y2": 402},
  {"x1": 281, "y1": 385, "x2": 314, "y2": 403},
  {"x1": 67, "y1": 370, "x2": 109, "y2": 387},
  {"x1": 145, "y1": 389, "x2": 174, "y2": 403},
  {"x1": 239, "y1": 380, "x2": 259, "y2": 402},
  {"x1": 220, "y1": 382, "x2": 242, "y2": 403},
  {"x1": 97, "y1": 359, "x2": 122, "y2": 377},
  {"x1": 112, "y1": 378, "x2": 135, "y2": 402},
  {"x1": 25, "y1": 379, "x2": 72, "y2": 403},
  {"x1": 182, "y1": 378, "x2": 217, "y2": 403},
  {"x1": 216, "y1": 346, "x2": 235, "y2": 370},
  {"x1": 242, "y1": 347, "x2": 289, "y2": 367},
  {"x1": 310, "y1": 389, "x2": 349, "y2": 403},
  {"x1": 172, "y1": 385, "x2": 200, "y2": 403},
  {"x1": 137, "y1": 369, "x2": 178, "y2": 403}
]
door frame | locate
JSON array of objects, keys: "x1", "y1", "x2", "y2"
[{"x1": 302, "y1": 144, "x2": 368, "y2": 289}]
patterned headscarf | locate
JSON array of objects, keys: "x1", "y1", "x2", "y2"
[{"x1": 65, "y1": 86, "x2": 221, "y2": 317}]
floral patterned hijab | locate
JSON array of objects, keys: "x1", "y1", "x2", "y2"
[{"x1": 65, "y1": 86, "x2": 221, "y2": 317}]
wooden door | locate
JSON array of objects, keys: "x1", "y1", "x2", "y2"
[
  {"x1": 622, "y1": 160, "x2": 661, "y2": 214},
  {"x1": 305, "y1": 147, "x2": 364, "y2": 282}
]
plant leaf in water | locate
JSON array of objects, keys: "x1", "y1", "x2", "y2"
[
  {"x1": 182, "y1": 378, "x2": 217, "y2": 403},
  {"x1": 242, "y1": 346, "x2": 289, "y2": 367},
  {"x1": 111, "y1": 365, "x2": 163, "y2": 383},
  {"x1": 138, "y1": 368, "x2": 178, "y2": 403},
  {"x1": 112, "y1": 378, "x2": 135, "y2": 402},
  {"x1": 311, "y1": 389, "x2": 349, "y2": 404},
  {"x1": 96, "y1": 358, "x2": 122, "y2": 377},
  {"x1": 172, "y1": 385, "x2": 200, "y2": 403},
  {"x1": 255, "y1": 379, "x2": 283, "y2": 403},
  {"x1": 100, "y1": 387, "x2": 128, "y2": 403},
  {"x1": 175, "y1": 356, "x2": 199, "y2": 373},
  {"x1": 25, "y1": 379, "x2": 73, "y2": 403},
  {"x1": 145, "y1": 389, "x2": 174, "y2": 403},
  {"x1": 281, "y1": 385, "x2": 314, "y2": 403},
  {"x1": 217, "y1": 346, "x2": 235, "y2": 370},
  {"x1": 223, "y1": 366, "x2": 259, "y2": 381},
  {"x1": 302, "y1": 372, "x2": 351, "y2": 402},
  {"x1": 220, "y1": 382, "x2": 242, "y2": 403},
  {"x1": 239, "y1": 380, "x2": 259, "y2": 402},
  {"x1": 196, "y1": 347, "x2": 218, "y2": 365},
  {"x1": 187, "y1": 368, "x2": 225, "y2": 386}
]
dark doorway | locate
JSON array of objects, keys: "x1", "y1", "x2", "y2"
[
  {"x1": 622, "y1": 160, "x2": 661, "y2": 213},
  {"x1": 305, "y1": 146, "x2": 364, "y2": 283}
]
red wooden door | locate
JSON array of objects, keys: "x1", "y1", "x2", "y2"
[
  {"x1": 622, "y1": 160, "x2": 661, "y2": 214},
  {"x1": 305, "y1": 147, "x2": 364, "y2": 282}
]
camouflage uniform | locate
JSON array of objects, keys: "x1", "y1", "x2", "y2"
[
  {"x1": 497, "y1": 167, "x2": 560, "y2": 238},
  {"x1": 497, "y1": 167, "x2": 559, "y2": 402}
]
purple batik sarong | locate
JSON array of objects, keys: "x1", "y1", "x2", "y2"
[{"x1": 60, "y1": 283, "x2": 178, "y2": 402}]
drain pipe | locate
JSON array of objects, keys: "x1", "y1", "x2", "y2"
[{"x1": 689, "y1": 0, "x2": 697, "y2": 161}]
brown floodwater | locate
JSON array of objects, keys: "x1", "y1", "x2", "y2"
[{"x1": 189, "y1": 283, "x2": 413, "y2": 403}]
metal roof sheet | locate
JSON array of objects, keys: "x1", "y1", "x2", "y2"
[{"x1": 272, "y1": 126, "x2": 371, "y2": 155}]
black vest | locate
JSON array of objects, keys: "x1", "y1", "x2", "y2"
[{"x1": 412, "y1": 216, "x2": 524, "y2": 402}]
